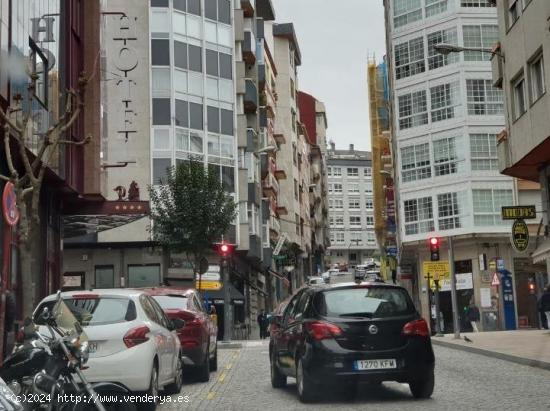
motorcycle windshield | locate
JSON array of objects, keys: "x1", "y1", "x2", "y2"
[{"x1": 52, "y1": 298, "x2": 89, "y2": 343}]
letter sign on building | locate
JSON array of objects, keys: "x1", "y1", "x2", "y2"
[{"x1": 511, "y1": 219, "x2": 529, "y2": 253}]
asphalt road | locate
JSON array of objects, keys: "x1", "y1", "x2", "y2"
[{"x1": 159, "y1": 340, "x2": 550, "y2": 410}]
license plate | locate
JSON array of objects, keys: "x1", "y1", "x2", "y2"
[
  {"x1": 354, "y1": 359, "x2": 396, "y2": 370},
  {"x1": 88, "y1": 342, "x2": 98, "y2": 353}
]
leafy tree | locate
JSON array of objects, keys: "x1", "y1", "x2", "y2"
[{"x1": 149, "y1": 159, "x2": 237, "y2": 286}]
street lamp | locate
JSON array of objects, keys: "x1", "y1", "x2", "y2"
[
  {"x1": 255, "y1": 145, "x2": 278, "y2": 155},
  {"x1": 434, "y1": 43, "x2": 505, "y2": 60}
]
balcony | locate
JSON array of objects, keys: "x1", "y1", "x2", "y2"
[
  {"x1": 260, "y1": 155, "x2": 269, "y2": 179},
  {"x1": 274, "y1": 169, "x2": 287, "y2": 180},
  {"x1": 274, "y1": 133, "x2": 286, "y2": 145},
  {"x1": 275, "y1": 200, "x2": 288, "y2": 216},
  {"x1": 262, "y1": 173, "x2": 279, "y2": 198},
  {"x1": 243, "y1": 31, "x2": 256, "y2": 65},
  {"x1": 244, "y1": 79, "x2": 258, "y2": 113},
  {"x1": 270, "y1": 215, "x2": 281, "y2": 236}
]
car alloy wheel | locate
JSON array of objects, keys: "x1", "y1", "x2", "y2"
[
  {"x1": 296, "y1": 358, "x2": 317, "y2": 403},
  {"x1": 164, "y1": 356, "x2": 183, "y2": 395}
]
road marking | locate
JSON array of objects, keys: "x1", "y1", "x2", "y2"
[
  {"x1": 218, "y1": 372, "x2": 227, "y2": 382},
  {"x1": 226, "y1": 363, "x2": 232, "y2": 370},
  {"x1": 206, "y1": 391, "x2": 216, "y2": 400}
]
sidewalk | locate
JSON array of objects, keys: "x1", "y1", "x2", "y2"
[{"x1": 432, "y1": 329, "x2": 550, "y2": 370}]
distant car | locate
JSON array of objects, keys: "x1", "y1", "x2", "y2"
[
  {"x1": 308, "y1": 277, "x2": 325, "y2": 286},
  {"x1": 269, "y1": 281, "x2": 435, "y2": 403},
  {"x1": 321, "y1": 272, "x2": 330, "y2": 283},
  {"x1": 141, "y1": 287, "x2": 218, "y2": 382},
  {"x1": 34, "y1": 290, "x2": 184, "y2": 410}
]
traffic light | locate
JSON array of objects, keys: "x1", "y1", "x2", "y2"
[
  {"x1": 216, "y1": 241, "x2": 234, "y2": 259},
  {"x1": 429, "y1": 237, "x2": 440, "y2": 261},
  {"x1": 528, "y1": 278, "x2": 536, "y2": 295}
]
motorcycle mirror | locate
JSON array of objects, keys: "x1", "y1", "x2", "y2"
[{"x1": 56, "y1": 290, "x2": 62, "y2": 302}]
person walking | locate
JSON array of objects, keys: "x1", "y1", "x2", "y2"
[
  {"x1": 466, "y1": 300, "x2": 481, "y2": 333},
  {"x1": 257, "y1": 310, "x2": 266, "y2": 339},
  {"x1": 537, "y1": 284, "x2": 550, "y2": 329}
]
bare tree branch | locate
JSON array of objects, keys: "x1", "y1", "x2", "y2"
[
  {"x1": 3, "y1": 125, "x2": 18, "y2": 178},
  {"x1": 0, "y1": 174, "x2": 10, "y2": 182},
  {"x1": 58, "y1": 135, "x2": 91, "y2": 146},
  {"x1": 22, "y1": 187, "x2": 34, "y2": 198}
]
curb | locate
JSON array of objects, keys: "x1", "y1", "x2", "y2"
[
  {"x1": 432, "y1": 339, "x2": 550, "y2": 371},
  {"x1": 217, "y1": 341, "x2": 243, "y2": 349}
]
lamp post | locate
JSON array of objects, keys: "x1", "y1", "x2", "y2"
[{"x1": 433, "y1": 43, "x2": 505, "y2": 60}]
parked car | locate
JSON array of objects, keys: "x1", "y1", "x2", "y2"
[
  {"x1": 34, "y1": 289, "x2": 184, "y2": 410},
  {"x1": 307, "y1": 276, "x2": 325, "y2": 286},
  {"x1": 269, "y1": 281, "x2": 435, "y2": 402},
  {"x1": 141, "y1": 287, "x2": 218, "y2": 382}
]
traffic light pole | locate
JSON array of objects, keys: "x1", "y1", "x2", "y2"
[
  {"x1": 448, "y1": 236, "x2": 461, "y2": 339},
  {"x1": 433, "y1": 279, "x2": 443, "y2": 337},
  {"x1": 221, "y1": 257, "x2": 232, "y2": 342}
]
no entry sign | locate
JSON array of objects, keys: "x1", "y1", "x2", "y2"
[{"x1": 2, "y1": 182, "x2": 19, "y2": 226}]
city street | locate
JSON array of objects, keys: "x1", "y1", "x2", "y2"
[{"x1": 160, "y1": 341, "x2": 550, "y2": 410}]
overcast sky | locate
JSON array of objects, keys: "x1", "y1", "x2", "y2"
[{"x1": 273, "y1": 0, "x2": 386, "y2": 152}]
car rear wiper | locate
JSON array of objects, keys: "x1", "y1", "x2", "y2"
[{"x1": 338, "y1": 312, "x2": 374, "y2": 318}]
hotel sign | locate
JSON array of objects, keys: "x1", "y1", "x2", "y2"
[
  {"x1": 511, "y1": 219, "x2": 529, "y2": 253},
  {"x1": 501, "y1": 206, "x2": 536, "y2": 220}
]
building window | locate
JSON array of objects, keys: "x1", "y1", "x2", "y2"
[
  {"x1": 327, "y1": 167, "x2": 332, "y2": 176},
  {"x1": 427, "y1": 28, "x2": 459, "y2": 70},
  {"x1": 152, "y1": 98, "x2": 171, "y2": 125},
  {"x1": 349, "y1": 253, "x2": 358, "y2": 262},
  {"x1": 470, "y1": 133, "x2": 498, "y2": 171},
  {"x1": 398, "y1": 90, "x2": 428, "y2": 130},
  {"x1": 364, "y1": 167, "x2": 372, "y2": 177},
  {"x1": 473, "y1": 189, "x2": 513, "y2": 226},
  {"x1": 128, "y1": 265, "x2": 161, "y2": 288},
  {"x1": 401, "y1": 143, "x2": 431, "y2": 182},
  {"x1": 404, "y1": 197, "x2": 434, "y2": 235},
  {"x1": 437, "y1": 192, "x2": 461, "y2": 230},
  {"x1": 365, "y1": 199, "x2": 374, "y2": 209},
  {"x1": 152, "y1": 39, "x2": 170, "y2": 66},
  {"x1": 349, "y1": 199, "x2": 361, "y2": 209},
  {"x1": 366, "y1": 216, "x2": 374, "y2": 227},
  {"x1": 512, "y1": 72, "x2": 527, "y2": 120},
  {"x1": 95, "y1": 266, "x2": 115, "y2": 288},
  {"x1": 294, "y1": 179, "x2": 299, "y2": 200},
  {"x1": 529, "y1": 53, "x2": 545, "y2": 103},
  {"x1": 430, "y1": 81, "x2": 460, "y2": 122},
  {"x1": 466, "y1": 80, "x2": 504, "y2": 115},
  {"x1": 462, "y1": 25, "x2": 499, "y2": 62},
  {"x1": 333, "y1": 167, "x2": 342, "y2": 176},
  {"x1": 330, "y1": 216, "x2": 344, "y2": 227},
  {"x1": 508, "y1": 0, "x2": 520, "y2": 27},
  {"x1": 350, "y1": 216, "x2": 362, "y2": 227},
  {"x1": 433, "y1": 137, "x2": 458, "y2": 176},
  {"x1": 425, "y1": 0, "x2": 448, "y2": 17},
  {"x1": 152, "y1": 158, "x2": 171, "y2": 184},
  {"x1": 394, "y1": 37, "x2": 425, "y2": 80},
  {"x1": 461, "y1": 0, "x2": 494, "y2": 7},
  {"x1": 348, "y1": 183, "x2": 360, "y2": 193},
  {"x1": 334, "y1": 184, "x2": 343, "y2": 193},
  {"x1": 151, "y1": 0, "x2": 169, "y2": 6},
  {"x1": 347, "y1": 167, "x2": 359, "y2": 177},
  {"x1": 393, "y1": 0, "x2": 422, "y2": 29},
  {"x1": 335, "y1": 199, "x2": 343, "y2": 209},
  {"x1": 350, "y1": 232, "x2": 362, "y2": 245},
  {"x1": 336, "y1": 232, "x2": 345, "y2": 244}
]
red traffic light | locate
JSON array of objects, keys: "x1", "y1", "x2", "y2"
[
  {"x1": 428, "y1": 237, "x2": 440, "y2": 261},
  {"x1": 216, "y1": 241, "x2": 233, "y2": 258},
  {"x1": 429, "y1": 237, "x2": 439, "y2": 247}
]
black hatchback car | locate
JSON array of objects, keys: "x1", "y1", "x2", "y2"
[{"x1": 269, "y1": 282, "x2": 435, "y2": 402}]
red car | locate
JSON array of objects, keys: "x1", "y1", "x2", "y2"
[{"x1": 141, "y1": 287, "x2": 218, "y2": 382}]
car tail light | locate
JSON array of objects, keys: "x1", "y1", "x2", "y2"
[
  {"x1": 402, "y1": 319, "x2": 429, "y2": 337},
  {"x1": 304, "y1": 321, "x2": 343, "y2": 341},
  {"x1": 123, "y1": 326, "x2": 150, "y2": 348}
]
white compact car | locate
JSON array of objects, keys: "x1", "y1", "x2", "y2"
[{"x1": 34, "y1": 289, "x2": 183, "y2": 410}]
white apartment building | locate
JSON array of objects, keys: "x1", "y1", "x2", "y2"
[
  {"x1": 384, "y1": 0, "x2": 534, "y2": 332},
  {"x1": 327, "y1": 144, "x2": 377, "y2": 268}
]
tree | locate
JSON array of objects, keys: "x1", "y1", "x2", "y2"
[
  {"x1": 149, "y1": 159, "x2": 238, "y2": 287},
  {"x1": 0, "y1": 56, "x2": 97, "y2": 316}
]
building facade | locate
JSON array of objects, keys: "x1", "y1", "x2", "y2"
[
  {"x1": 327, "y1": 144, "x2": 377, "y2": 269},
  {"x1": 384, "y1": 0, "x2": 545, "y2": 331},
  {"x1": 493, "y1": 0, "x2": 550, "y2": 286}
]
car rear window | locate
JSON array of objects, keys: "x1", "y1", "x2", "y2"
[
  {"x1": 152, "y1": 295, "x2": 189, "y2": 310},
  {"x1": 35, "y1": 298, "x2": 137, "y2": 326},
  {"x1": 313, "y1": 287, "x2": 415, "y2": 318}
]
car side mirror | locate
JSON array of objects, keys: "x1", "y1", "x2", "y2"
[{"x1": 172, "y1": 318, "x2": 186, "y2": 330}]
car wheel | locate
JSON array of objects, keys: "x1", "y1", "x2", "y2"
[
  {"x1": 270, "y1": 352, "x2": 286, "y2": 388},
  {"x1": 409, "y1": 371, "x2": 434, "y2": 399},
  {"x1": 138, "y1": 363, "x2": 159, "y2": 411},
  {"x1": 164, "y1": 355, "x2": 183, "y2": 395},
  {"x1": 296, "y1": 357, "x2": 317, "y2": 403},
  {"x1": 197, "y1": 347, "x2": 210, "y2": 382},
  {"x1": 210, "y1": 343, "x2": 218, "y2": 372}
]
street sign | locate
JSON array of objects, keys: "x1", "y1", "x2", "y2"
[
  {"x1": 491, "y1": 272, "x2": 500, "y2": 287},
  {"x1": 511, "y1": 219, "x2": 529, "y2": 253},
  {"x1": 497, "y1": 258, "x2": 505, "y2": 270},
  {"x1": 198, "y1": 280, "x2": 222, "y2": 291},
  {"x1": 489, "y1": 260, "x2": 497, "y2": 271},
  {"x1": 501, "y1": 205, "x2": 536, "y2": 220},
  {"x1": 423, "y1": 261, "x2": 450, "y2": 280},
  {"x1": 2, "y1": 182, "x2": 19, "y2": 226},
  {"x1": 273, "y1": 232, "x2": 288, "y2": 256}
]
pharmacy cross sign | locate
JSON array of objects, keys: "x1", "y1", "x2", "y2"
[{"x1": 2, "y1": 182, "x2": 19, "y2": 226}]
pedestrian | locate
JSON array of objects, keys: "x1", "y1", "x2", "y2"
[
  {"x1": 466, "y1": 300, "x2": 480, "y2": 333},
  {"x1": 257, "y1": 309, "x2": 266, "y2": 339},
  {"x1": 537, "y1": 284, "x2": 550, "y2": 329}
]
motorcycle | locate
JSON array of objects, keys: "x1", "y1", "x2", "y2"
[
  {"x1": 0, "y1": 292, "x2": 136, "y2": 411},
  {"x1": 0, "y1": 375, "x2": 23, "y2": 410}
]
